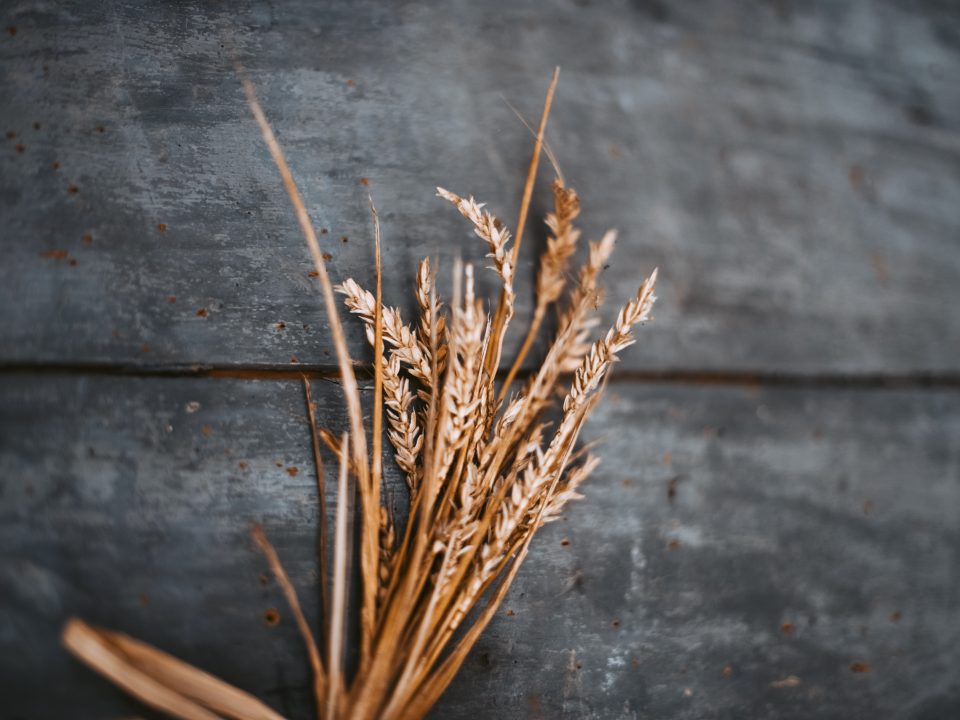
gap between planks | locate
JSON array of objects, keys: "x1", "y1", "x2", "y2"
[{"x1": 1, "y1": 362, "x2": 959, "y2": 391}]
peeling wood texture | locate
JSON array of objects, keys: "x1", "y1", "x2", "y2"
[
  {"x1": 1, "y1": 1, "x2": 960, "y2": 719},
  {"x1": 1, "y1": 375, "x2": 958, "y2": 718}
]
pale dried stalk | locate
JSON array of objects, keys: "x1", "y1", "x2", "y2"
[
  {"x1": 239, "y1": 67, "x2": 377, "y2": 679},
  {"x1": 363, "y1": 195, "x2": 385, "y2": 667},
  {"x1": 327, "y1": 433, "x2": 351, "y2": 720},
  {"x1": 237, "y1": 70, "x2": 369, "y2": 503},
  {"x1": 62, "y1": 618, "x2": 284, "y2": 720},
  {"x1": 302, "y1": 377, "x2": 330, "y2": 632}
]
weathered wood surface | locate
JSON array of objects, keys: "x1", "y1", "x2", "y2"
[
  {"x1": 1, "y1": 374, "x2": 957, "y2": 719},
  {"x1": 1, "y1": 1, "x2": 959, "y2": 374},
  {"x1": 2, "y1": 2, "x2": 959, "y2": 719}
]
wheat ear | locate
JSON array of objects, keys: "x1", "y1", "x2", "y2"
[{"x1": 499, "y1": 178, "x2": 581, "y2": 402}]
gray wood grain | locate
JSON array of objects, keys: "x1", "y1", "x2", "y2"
[
  {"x1": 1, "y1": 374, "x2": 957, "y2": 718},
  {"x1": 1, "y1": 1, "x2": 958, "y2": 374}
]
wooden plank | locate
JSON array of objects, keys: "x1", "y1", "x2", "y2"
[
  {"x1": 1, "y1": 2, "x2": 958, "y2": 374},
  {"x1": 1, "y1": 374, "x2": 957, "y2": 718},
  {"x1": 0, "y1": 374, "x2": 378, "y2": 718},
  {"x1": 437, "y1": 382, "x2": 960, "y2": 718}
]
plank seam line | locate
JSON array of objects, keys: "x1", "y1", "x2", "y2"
[{"x1": 1, "y1": 363, "x2": 959, "y2": 390}]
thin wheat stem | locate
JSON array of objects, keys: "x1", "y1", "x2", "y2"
[
  {"x1": 252, "y1": 526, "x2": 325, "y2": 718},
  {"x1": 488, "y1": 67, "x2": 560, "y2": 376},
  {"x1": 327, "y1": 434, "x2": 351, "y2": 720},
  {"x1": 302, "y1": 377, "x2": 330, "y2": 639}
]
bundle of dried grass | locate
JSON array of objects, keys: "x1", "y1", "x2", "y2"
[{"x1": 62, "y1": 68, "x2": 658, "y2": 719}]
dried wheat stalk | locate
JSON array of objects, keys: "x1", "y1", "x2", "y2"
[{"x1": 62, "y1": 67, "x2": 658, "y2": 720}]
